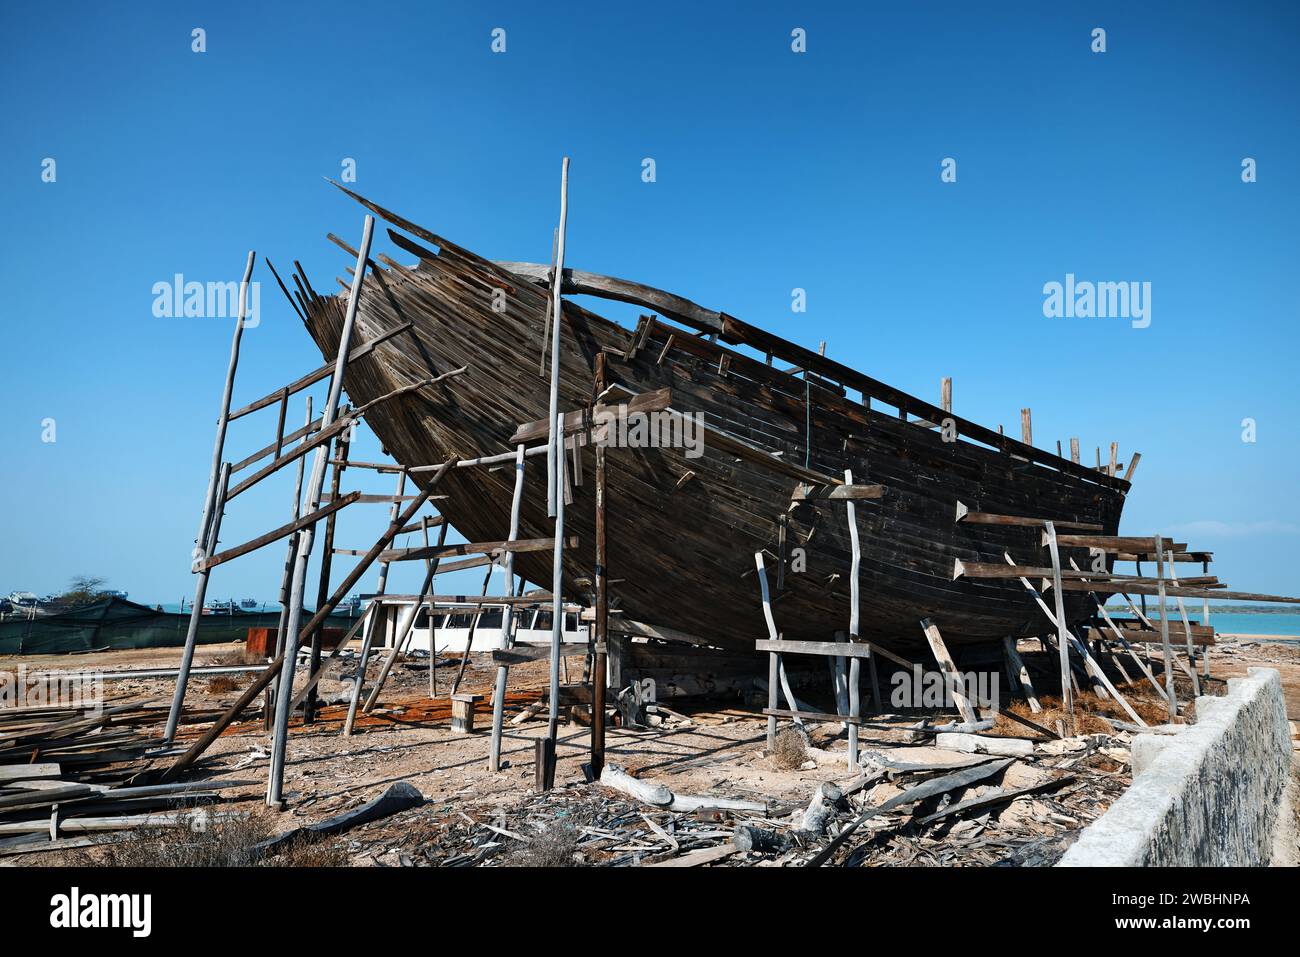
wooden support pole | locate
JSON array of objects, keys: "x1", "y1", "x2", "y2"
[
  {"x1": 343, "y1": 470, "x2": 407, "y2": 736},
  {"x1": 754, "y1": 552, "x2": 786, "y2": 747},
  {"x1": 162, "y1": 485, "x2": 433, "y2": 783},
  {"x1": 1069, "y1": 438, "x2": 1080, "y2": 464},
  {"x1": 164, "y1": 462, "x2": 231, "y2": 744},
  {"x1": 489, "y1": 446, "x2": 528, "y2": 771},
  {"x1": 267, "y1": 215, "x2": 374, "y2": 809},
  {"x1": 164, "y1": 250, "x2": 255, "y2": 745},
  {"x1": 449, "y1": 564, "x2": 494, "y2": 696},
  {"x1": 941, "y1": 377, "x2": 952, "y2": 413},
  {"x1": 1202, "y1": 586, "x2": 1212, "y2": 680},
  {"x1": 542, "y1": 411, "x2": 568, "y2": 789},
  {"x1": 845, "y1": 467, "x2": 863, "y2": 770},
  {"x1": 590, "y1": 355, "x2": 610, "y2": 778},
  {"x1": 1069, "y1": 561, "x2": 1168, "y2": 702},
  {"x1": 1167, "y1": 554, "x2": 1201, "y2": 697},
  {"x1": 362, "y1": 521, "x2": 448, "y2": 713},
  {"x1": 920, "y1": 619, "x2": 977, "y2": 723},
  {"x1": 1020, "y1": 408, "x2": 1032, "y2": 446},
  {"x1": 546, "y1": 157, "x2": 571, "y2": 519},
  {"x1": 1001, "y1": 637, "x2": 1041, "y2": 713},
  {"x1": 267, "y1": 396, "x2": 313, "y2": 731},
  {"x1": 305, "y1": 430, "x2": 349, "y2": 725},
  {"x1": 1005, "y1": 554, "x2": 1146, "y2": 726},
  {"x1": 1155, "y1": 535, "x2": 1178, "y2": 722},
  {"x1": 1042, "y1": 522, "x2": 1074, "y2": 732}
]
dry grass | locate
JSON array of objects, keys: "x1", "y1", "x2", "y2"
[
  {"x1": 771, "y1": 726, "x2": 808, "y2": 769},
  {"x1": 205, "y1": 653, "x2": 245, "y2": 693},
  {"x1": 77, "y1": 809, "x2": 348, "y2": 868},
  {"x1": 503, "y1": 821, "x2": 583, "y2": 867},
  {"x1": 996, "y1": 685, "x2": 1176, "y2": 738}
]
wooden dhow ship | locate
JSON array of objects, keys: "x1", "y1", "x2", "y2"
[{"x1": 297, "y1": 185, "x2": 1132, "y2": 658}]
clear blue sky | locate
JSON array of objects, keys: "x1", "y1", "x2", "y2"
[{"x1": 1, "y1": 1, "x2": 1297, "y2": 605}]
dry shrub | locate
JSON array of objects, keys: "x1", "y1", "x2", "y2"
[
  {"x1": 503, "y1": 821, "x2": 582, "y2": 867},
  {"x1": 81, "y1": 809, "x2": 347, "y2": 868},
  {"x1": 771, "y1": 726, "x2": 808, "y2": 770},
  {"x1": 997, "y1": 686, "x2": 1179, "y2": 738},
  {"x1": 205, "y1": 653, "x2": 246, "y2": 693}
]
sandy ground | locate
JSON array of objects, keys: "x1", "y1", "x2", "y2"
[{"x1": 2, "y1": 633, "x2": 1296, "y2": 866}]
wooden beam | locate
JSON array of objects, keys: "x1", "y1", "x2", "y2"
[
  {"x1": 199, "y1": 492, "x2": 361, "y2": 571},
  {"x1": 1047, "y1": 534, "x2": 1188, "y2": 552},
  {"x1": 920, "y1": 618, "x2": 977, "y2": 723},
  {"x1": 510, "y1": 387, "x2": 672, "y2": 444},
  {"x1": 377, "y1": 536, "x2": 576, "y2": 564},
  {"x1": 955, "y1": 559, "x2": 1218, "y2": 588},
  {"x1": 954, "y1": 502, "x2": 1102, "y2": 532},
  {"x1": 755, "y1": 638, "x2": 912, "y2": 670},
  {"x1": 490, "y1": 644, "x2": 588, "y2": 665},
  {"x1": 792, "y1": 483, "x2": 884, "y2": 502},
  {"x1": 226, "y1": 323, "x2": 412, "y2": 421}
]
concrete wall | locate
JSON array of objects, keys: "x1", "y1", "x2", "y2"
[{"x1": 1058, "y1": 667, "x2": 1291, "y2": 867}]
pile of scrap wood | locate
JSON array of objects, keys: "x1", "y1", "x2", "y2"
[
  {"x1": 0, "y1": 697, "x2": 248, "y2": 858},
  {"x1": 397, "y1": 784, "x2": 793, "y2": 867},
  {"x1": 398, "y1": 729, "x2": 1128, "y2": 867}
]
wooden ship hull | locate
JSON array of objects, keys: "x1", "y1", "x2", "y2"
[{"x1": 298, "y1": 188, "x2": 1130, "y2": 659}]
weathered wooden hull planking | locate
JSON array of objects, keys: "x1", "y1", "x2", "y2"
[{"x1": 299, "y1": 196, "x2": 1127, "y2": 657}]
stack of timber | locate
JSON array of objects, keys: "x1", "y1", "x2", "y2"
[
  {"x1": 297, "y1": 184, "x2": 1133, "y2": 657},
  {"x1": 0, "y1": 697, "x2": 246, "y2": 857}
]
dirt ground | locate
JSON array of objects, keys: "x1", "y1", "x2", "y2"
[{"x1": 2, "y1": 633, "x2": 1296, "y2": 866}]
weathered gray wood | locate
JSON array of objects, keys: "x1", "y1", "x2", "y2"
[
  {"x1": 546, "y1": 158, "x2": 570, "y2": 519},
  {"x1": 342, "y1": 470, "x2": 407, "y2": 736},
  {"x1": 226, "y1": 322, "x2": 412, "y2": 422},
  {"x1": 163, "y1": 461, "x2": 230, "y2": 744},
  {"x1": 491, "y1": 446, "x2": 526, "y2": 771},
  {"x1": 164, "y1": 250, "x2": 258, "y2": 745},
  {"x1": 361, "y1": 520, "x2": 448, "y2": 714},
  {"x1": 1002, "y1": 637, "x2": 1041, "y2": 713},
  {"x1": 1155, "y1": 536, "x2": 1178, "y2": 722},
  {"x1": 808, "y1": 759, "x2": 1015, "y2": 867},
  {"x1": 198, "y1": 492, "x2": 360, "y2": 571},
  {"x1": 1166, "y1": 556, "x2": 1202, "y2": 697},
  {"x1": 1042, "y1": 521, "x2": 1074, "y2": 730},
  {"x1": 377, "y1": 536, "x2": 574, "y2": 564},
  {"x1": 1005, "y1": 553, "x2": 1147, "y2": 726},
  {"x1": 267, "y1": 216, "x2": 375, "y2": 808},
  {"x1": 791, "y1": 483, "x2": 884, "y2": 502},
  {"x1": 754, "y1": 638, "x2": 911, "y2": 669},
  {"x1": 845, "y1": 467, "x2": 863, "y2": 769},
  {"x1": 252, "y1": 782, "x2": 423, "y2": 858},
  {"x1": 546, "y1": 412, "x2": 568, "y2": 764},
  {"x1": 267, "y1": 396, "x2": 313, "y2": 730},
  {"x1": 954, "y1": 501, "x2": 1103, "y2": 532},
  {"x1": 919, "y1": 619, "x2": 977, "y2": 723}
]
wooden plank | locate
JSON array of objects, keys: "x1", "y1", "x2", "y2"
[
  {"x1": 1002, "y1": 637, "x2": 1041, "y2": 713},
  {"x1": 954, "y1": 502, "x2": 1102, "y2": 532},
  {"x1": 226, "y1": 322, "x2": 413, "y2": 421},
  {"x1": 510, "y1": 387, "x2": 673, "y2": 444},
  {"x1": 231, "y1": 415, "x2": 323, "y2": 474},
  {"x1": 377, "y1": 535, "x2": 577, "y2": 564},
  {"x1": 1048, "y1": 534, "x2": 1187, "y2": 551},
  {"x1": 791, "y1": 483, "x2": 884, "y2": 502},
  {"x1": 1052, "y1": 581, "x2": 1297, "y2": 602},
  {"x1": 920, "y1": 618, "x2": 977, "y2": 723},
  {"x1": 490, "y1": 643, "x2": 587, "y2": 664},
  {"x1": 755, "y1": 638, "x2": 911, "y2": 670},
  {"x1": 645, "y1": 844, "x2": 737, "y2": 868},
  {"x1": 198, "y1": 492, "x2": 361, "y2": 571},
  {"x1": 954, "y1": 560, "x2": 1218, "y2": 587}
]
